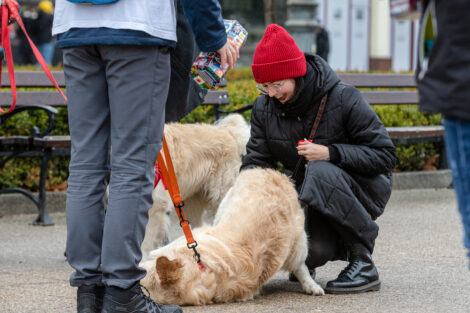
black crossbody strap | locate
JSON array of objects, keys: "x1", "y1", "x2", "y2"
[{"x1": 291, "y1": 93, "x2": 328, "y2": 183}]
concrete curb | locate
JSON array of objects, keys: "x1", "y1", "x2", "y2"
[
  {"x1": 0, "y1": 191, "x2": 67, "y2": 217},
  {"x1": 0, "y1": 170, "x2": 453, "y2": 218},
  {"x1": 393, "y1": 169, "x2": 452, "y2": 190}
]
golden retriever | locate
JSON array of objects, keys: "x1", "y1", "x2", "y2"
[
  {"x1": 141, "y1": 114, "x2": 250, "y2": 259},
  {"x1": 140, "y1": 168, "x2": 324, "y2": 305}
]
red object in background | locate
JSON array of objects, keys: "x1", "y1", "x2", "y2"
[
  {"x1": 298, "y1": 139, "x2": 312, "y2": 146},
  {"x1": 0, "y1": 0, "x2": 67, "y2": 114},
  {"x1": 390, "y1": 0, "x2": 422, "y2": 20}
]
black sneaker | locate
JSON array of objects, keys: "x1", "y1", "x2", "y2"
[
  {"x1": 102, "y1": 283, "x2": 182, "y2": 313},
  {"x1": 288, "y1": 269, "x2": 316, "y2": 282},
  {"x1": 77, "y1": 285, "x2": 105, "y2": 313},
  {"x1": 325, "y1": 243, "x2": 381, "y2": 294}
]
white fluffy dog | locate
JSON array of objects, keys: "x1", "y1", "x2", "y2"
[
  {"x1": 141, "y1": 114, "x2": 250, "y2": 259},
  {"x1": 140, "y1": 168, "x2": 324, "y2": 306}
]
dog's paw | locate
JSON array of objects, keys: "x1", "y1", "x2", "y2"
[
  {"x1": 302, "y1": 281, "x2": 325, "y2": 296},
  {"x1": 235, "y1": 295, "x2": 254, "y2": 303}
]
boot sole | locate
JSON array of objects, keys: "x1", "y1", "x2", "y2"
[{"x1": 325, "y1": 280, "x2": 381, "y2": 294}]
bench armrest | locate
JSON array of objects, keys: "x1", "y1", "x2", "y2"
[{"x1": 0, "y1": 105, "x2": 59, "y2": 138}]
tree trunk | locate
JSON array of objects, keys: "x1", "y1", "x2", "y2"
[{"x1": 263, "y1": 0, "x2": 276, "y2": 26}]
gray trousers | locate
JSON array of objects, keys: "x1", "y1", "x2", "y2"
[{"x1": 62, "y1": 45, "x2": 170, "y2": 288}]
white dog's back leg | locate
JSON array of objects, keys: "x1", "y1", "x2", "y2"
[
  {"x1": 293, "y1": 263, "x2": 324, "y2": 296},
  {"x1": 286, "y1": 231, "x2": 324, "y2": 296}
]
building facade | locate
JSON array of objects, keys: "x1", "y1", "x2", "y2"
[{"x1": 221, "y1": 0, "x2": 420, "y2": 72}]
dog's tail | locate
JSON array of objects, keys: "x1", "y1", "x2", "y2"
[{"x1": 215, "y1": 114, "x2": 251, "y2": 156}]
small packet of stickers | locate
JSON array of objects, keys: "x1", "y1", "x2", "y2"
[{"x1": 190, "y1": 19, "x2": 248, "y2": 89}]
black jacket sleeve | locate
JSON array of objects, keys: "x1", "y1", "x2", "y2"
[
  {"x1": 331, "y1": 86, "x2": 397, "y2": 176},
  {"x1": 240, "y1": 100, "x2": 277, "y2": 171}
]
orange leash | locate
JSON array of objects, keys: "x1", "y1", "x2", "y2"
[
  {"x1": 0, "y1": 0, "x2": 67, "y2": 114},
  {"x1": 156, "y1": 135, "x2": 205, "y2": 272}
]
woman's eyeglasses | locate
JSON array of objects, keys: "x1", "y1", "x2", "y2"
[{"x1": 256, "y1": 80, "x2": 285, "y2": 95}]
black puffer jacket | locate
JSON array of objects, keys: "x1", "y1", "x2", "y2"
[
  {"x1": 417, "y1": 0, "x2": 470, "y2": 122},
  {"x1": 241, "y1": 54, "x2": 397, "y2": 248}
]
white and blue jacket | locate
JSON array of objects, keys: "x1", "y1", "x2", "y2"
[{"x1": 52, "y1": 0, "x2": 227, "y2": 53}]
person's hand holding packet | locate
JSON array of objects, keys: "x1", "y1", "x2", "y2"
[{"x1": 216, "y1": 38, "x2": 239, "y2": 70}]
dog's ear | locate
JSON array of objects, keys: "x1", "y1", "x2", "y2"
[{"x1": 156, "y1": 256, "x2": 184, "y2": 286}]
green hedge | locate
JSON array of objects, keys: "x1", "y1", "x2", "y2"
[{"x1": 0, "y1": 70, "x2": 442, "y2": 191}]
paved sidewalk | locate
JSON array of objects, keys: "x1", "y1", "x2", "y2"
[{"x1": 1, "y1": 188, "x2": 469, "y2": 313}]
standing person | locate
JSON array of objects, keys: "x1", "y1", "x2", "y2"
[
  {"x1": 241, "y1": 24, "x2": 397, "y2": 294},
  {"x1": 315, "y1": 21, "x2": 330, "y2": 62},
  {"x1": 36, "y1": 1, "x2": 54, "y2": 65},
  {"x1": 52, "y1": 1, "x2": 239, "y2": 312},
  {"x1": 416, "y1": 0, "x2": 470, "y2": 268}
]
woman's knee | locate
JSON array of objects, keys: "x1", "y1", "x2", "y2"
[
  {"x1": 306, "y1": 239, "x2": 337, "y2": 269},
  {"x1": 305, "y1": 211, "x2": 341, "y2": 268}
]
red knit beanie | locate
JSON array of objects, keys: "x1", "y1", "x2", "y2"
[{"x1": 252, "y1": 24, "x2": 306, "y2": 83}]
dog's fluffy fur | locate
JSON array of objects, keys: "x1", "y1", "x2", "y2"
[
  {"x1": 140, "y1": 168, "x2": 324, "y2": 305},
  {"x1": 141, "y1": 114, "x2": 250, "y2": 259}
]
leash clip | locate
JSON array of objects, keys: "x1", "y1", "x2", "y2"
[
  {"x1": 188, "y1": 241, "x2": 205, "y2": 272},
  {"x1": 176, "y1": 202, "x2": 188, "y2": 226}
]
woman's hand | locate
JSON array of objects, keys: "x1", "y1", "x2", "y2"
[{"x1": 297, "y1": 142, "x2": 330, "y2": 161}]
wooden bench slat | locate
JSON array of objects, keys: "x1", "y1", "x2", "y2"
[
  {"x1": 362, "y1": 91, "x2": 419, "y2": 105},
  {"x1": 1, "y1": 90, "x2": 419, "y2": 107},
  {"x1": 3, "y1": 73, "x2": 416, "y2": 89},
  {"x1": 338, "y1": 73, "x2": 416, "y2": 88},
  {"x1": 1, "y1": 71, "x2": 226, "y2": 89},
  {"x1": 0, "y1": 136, "x2": 31, "y2": 146},
  {"x1": 1, "y1": 90, "x2": 229, "y2": 107},
  {"x1": 386, "y1": 126, "x2": 444, "y2": 137},
  {"x1": 1, "y1": 71, "x2": 66, "y2": 87},
  {"x1": 0, "y1": 91, "x2": 67, "y2": 107},
  {"x1": 33, "y1": 136, "x2": 72, "y2": 148},
  {"x1": 201, "y1": 90, "x2": 230, "y2": 105}
]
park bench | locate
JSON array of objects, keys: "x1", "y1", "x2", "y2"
[
  {"x1": 338, "y1": 73, "x2": 446, "y2": 168},
  {"x1": 0, "y1": 71, "x2": 444, "y2": 225},
  {"x1": 216, "y1": 73, "x2": 445, "y2": 168},
  {"x1": 0, "y1": 71, "x2": 230, "y2": 225}
]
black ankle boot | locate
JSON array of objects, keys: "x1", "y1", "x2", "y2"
[
  {"x1": 325, "y1": 242, "x2": 380, "y2": 294},
  {"x1": 77, "y1": 285, "x2": 105, "y2": 313},
  {"x1": 102, "y1": 283, "x2": 182, "y2": 313},
  {"x1": 288, "y1": 269, "x2": 316, "y2": 282}
]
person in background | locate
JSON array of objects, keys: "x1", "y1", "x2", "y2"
[
  {"x1": 416, "y1": 0, "x2": 470, "y2": 269},
  {"x1": 14, "y1": 8, "x2": 38, "y2": 65},
  {"x1": 315, "y1": 20, "x2": 330, "y2": 62},
  {"x1": 241, "y1": 24, "x2": 396, "y2": 294},
  {"x1": 36, "y1": 1, "x2": 54, "y2": 65},
  {"x1": 52, "y1": 0, "x2": 239, "y2": 312}
]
